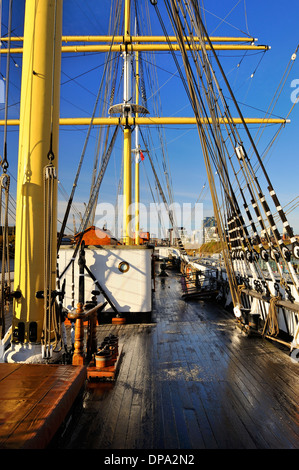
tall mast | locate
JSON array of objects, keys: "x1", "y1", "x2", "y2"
[
  {"x1": 134, "y1": 24, "x2": 140, "y2": 246},
  {"x1": 122, "y1": 0, "x2": 133, "y2": 245},
  {"x1": 9, "y1": 0, "x2": 62, "y2": 360}
]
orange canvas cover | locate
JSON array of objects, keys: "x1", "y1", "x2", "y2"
[{"x1": 74, "y1": 226, "x2": 119, "y2": 246}]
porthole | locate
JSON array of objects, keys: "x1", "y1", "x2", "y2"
[{"x1": 118, "y1": 261, "x2": 130, "y2": 273}]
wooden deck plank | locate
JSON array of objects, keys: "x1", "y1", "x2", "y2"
[
  {"x1": 174, "y1": 325, "x2": 251, "y2": 448},
  {"x1": 214, "y1": 328, "x2": 299, "y2": 447},
  {"x1": 206, "y1": 317, "x2": 299, "y2": 448},
  {"x1": 190, "y1": 317, "x2": 293, "y2": 448},
  {"x1": 84, "y1": 328, "x2": 142, "y2": 449},
  {"x1": 130, "y1": 326, "x2": 155, "y2": 449},
  {"x1": 111, "y1": 331, "x2": 144, "y2": 449}
]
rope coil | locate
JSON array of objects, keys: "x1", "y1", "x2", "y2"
[{"x1": 262, "y1": 295, "x2": 280, "y2": 337}]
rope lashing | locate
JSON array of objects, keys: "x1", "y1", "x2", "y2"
[{"x1": 262, "y1": 295, "x2": 280, "y2": 338}]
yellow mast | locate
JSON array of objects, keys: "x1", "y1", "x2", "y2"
[
  {"x1": 135, "y1": 48, "x2": 140, "y2": 246},
  {"x1": 122, "y1": 0, "x2": 133, "y2": 245},
  {"x1": 11, "y1": 0, "x2": 62, "y2": 354},
  {"x1": 123, "y1": 127, "x2": 132, "y2": 245}
]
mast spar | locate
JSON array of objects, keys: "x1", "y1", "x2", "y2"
[{"x1": 121, "y1": 0, "x2": 133, "y2": 245}]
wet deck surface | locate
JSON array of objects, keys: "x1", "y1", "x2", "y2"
[{"x1": 61, "y1": 270, "x2": 299, "y2": 450}]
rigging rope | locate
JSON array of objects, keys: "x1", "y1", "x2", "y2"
[
  {"x1": 140, "y1": 127, "x2": 188, "y2": 259},
  {"x1": 210, "y1": 0, "x2": 243, "y2": 35},
  {"x1": 1, "y1": 0, "x2": 12, "y2": 174},
  {"x1": 59, "y1": 126, "x2": 120, "y2": 280},
  {"x1": 57, "y1": 50, "x2": 116, "y2": 251},
  {"x1": 42, "y1": 163, "x2": 58, "y2": 357},
  {"x1": 58, "y1": 0, "x2": 123, "y2": 252},
  {"x1": 159, "y1": 0, "x2": 241, "y2": 304},
  {"x1": 88, "y1": 1, "x2": 123, "y2": 226},
  {"x1": 153, "y1": 0, "x2": 299, "y2": 312},
  {"x1": 262, "y1": 295, "x2": 280, "y2": 337},
  {"x1": 196, "y1": 11, "x2": 298, "y2": 261},
  {"x1": 41, "y1": 0, "x2": 65, "y2": 357},
  {"x1": 79, "y1": 126, "x2": 120, "y2": 232},
  {"x1": 0, "y1": 0, "x2": 13, "y2": 341},
  {"x1": 185, "y1": 1, "x2": 298, "y2": 274},
  {"x1": 0, "y1": 173, "x2": 10, "y2": 340}
]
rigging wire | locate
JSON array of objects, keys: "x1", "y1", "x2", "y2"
[
  {"x1": 2, "y1": 0, "x2": 12, "y2": 174},
  {"x1": 141, "y1": 157, "x2": 165, "y2": 237},
  {"x1": 88, "y1": 0, "x2": 123, "y2": 227},
  {"x1": 134, "y1": 0, "x2": 177, "y2": 220},
  {"x1": 243, "y1": 0, "x2": 250, "y2": 36},
  {"x1": 185, "y1": 0, "x2": 298, "y2": 280},
  {"x1": 57, "y1": 39, "x2": 117, "y2": 251},
  {"x1": 200, "y1": 4, "x2": 252, "y2": 38},
  {"x1": 58, "y1": 0, "x2": 123, "y2": 278},
  {"x1": 139, "y1": 126, "x2": 188, "y2": 257},
  {"x1": 162, "y1": 0, "x2": 240, "y2": 278},
  {"x1": 193, "y1": 5, "x2": 298, "y2": 260},
  {"x1": 243, "y1": 44, "x2": 299, "y2": 179},
  {"x1": 210, "y1": 0, "x2": 243, "y2": 35}
]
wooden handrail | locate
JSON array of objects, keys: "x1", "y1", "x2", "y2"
[
  {"x1": 67, "y1": 302, "x2": 105, "y2": 365},
  {"x1": 68, "y1": 301, "x2": 106, "y2": 321}
]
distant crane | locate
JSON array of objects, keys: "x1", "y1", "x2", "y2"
[{"x1": 72, "y1": 214, "x2": 77, "y2": 235}]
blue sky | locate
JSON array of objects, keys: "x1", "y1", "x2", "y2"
[{"x1": 1, "y1": 0, "x2": 299, "y2": 236}]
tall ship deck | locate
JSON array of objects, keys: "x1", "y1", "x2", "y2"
[{"x1": 0, "y1": 0, "x2": 298, "y2": 452}]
